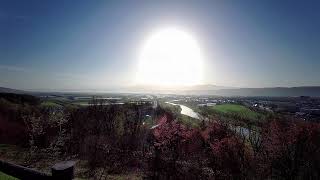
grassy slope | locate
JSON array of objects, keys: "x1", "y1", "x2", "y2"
[
  {"x1": 40, "y1": 101, "x2": 63, "y2": 108},
  {"x1": 178, "y1": 114, "x2": 200, "y2": 128},
  {"x1": 0, "y1": 172, "x2": 19, "y2": 180}
]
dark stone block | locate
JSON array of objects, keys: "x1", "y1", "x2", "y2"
[{"x1": 51, "y1": 161, "x2": 76, "y2": 180}]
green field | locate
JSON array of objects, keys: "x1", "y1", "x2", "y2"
[{"x1": 212, "y1": 104, "x2": 264, "y2": 121}]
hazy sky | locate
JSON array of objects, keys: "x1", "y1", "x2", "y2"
[{"x1": 1, "y1": 0, "x2": 320, "y2": 90}]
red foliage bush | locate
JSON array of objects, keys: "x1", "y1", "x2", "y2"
[{"x1": 258, "y1": 119, "x2": 320, "y2": 179}]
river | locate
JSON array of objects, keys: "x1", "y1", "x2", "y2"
[
  {"x1": 166, "y1": 102, "x2": 200, "y2": 119},
  {"x1": 166, "y1": 102, "x2": 252, "y2": 138}
]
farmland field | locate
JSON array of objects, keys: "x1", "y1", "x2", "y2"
[{"x1": 212, "y1": 104, "x2": 264, "y2": 121}]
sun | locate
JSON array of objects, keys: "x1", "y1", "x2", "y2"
[{"x1": 136, "y1": 27, "x2": 204, "y2": 87}]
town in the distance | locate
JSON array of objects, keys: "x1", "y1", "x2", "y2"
[{"x1": 37, "y1": 89, "x2": 320, "y2": 123}]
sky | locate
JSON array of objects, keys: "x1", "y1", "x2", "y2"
[{"x1": 1, "y1": 0, "x2": 320, "y2": 90}]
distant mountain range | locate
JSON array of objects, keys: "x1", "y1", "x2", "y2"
[
  {"x1": 126, "y1": 84, "x2": 320, "y2": 97},
  {"x1": 182, "y1": 84, "x2": 236, "y2": 91},
  {"x1": 124, "y1": 84, "x2": 234, "y2": 92},
  {"x1": 1, "y1": 85, "x2": 320, "y2": 97},
  {"x1": 182, "y1": 86, "x2": 320, "y2": 97}
]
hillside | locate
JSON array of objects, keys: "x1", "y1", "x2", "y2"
[{"x1": 0, "y1": 87, "x2": 26, "y2": 94}]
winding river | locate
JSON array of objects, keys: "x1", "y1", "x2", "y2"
[
  {"x1": 166, "y1": 102, "x2": 200, "y2": 119},
  {"x1": 165, "y1": 102, "x2": 251, "y2": 138}
]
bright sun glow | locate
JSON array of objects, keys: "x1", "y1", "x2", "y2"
[{"x1": 136, "y1": 27, "x2": 204, "y2": 87}]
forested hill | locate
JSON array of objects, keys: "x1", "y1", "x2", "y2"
[{"x1": 0, "y1": 93, "x2": 40, "y2": 105}]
